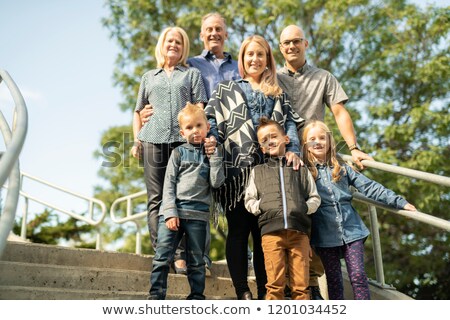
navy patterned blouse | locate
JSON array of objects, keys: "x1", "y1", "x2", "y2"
[{"x1": 135, "y1": 65, "x2": 207, "y2": 144}]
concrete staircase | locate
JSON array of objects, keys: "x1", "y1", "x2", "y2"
[
  {"x1": 0, "y1": 241, "x2": 254, "y2": 300},
  {"x1": 0, "y1": 241, "x2": 412, "y2": 300}
]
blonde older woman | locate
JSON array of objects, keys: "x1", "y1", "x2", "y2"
[
  {"x1": 205, "y1": 35, "x2": 304, "y2": 300},
  {"x1": 131, "y1": 27, "x2": 207, "y2": 271}
]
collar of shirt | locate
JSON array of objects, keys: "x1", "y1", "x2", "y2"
[
  {"x1": 201, "y1": 49, "x2": 232, "y2": 62},
  {"x1": 153, "y1": 64, "x2": 189, "y2": 75},
  {"x1": 280, "y1": 61, "x2": 310, "y2": 76},
  {"x1": 315, "y1": 161, "x2": 329, "y2": 169},
  {"x1": 265, "y1": 156, "x2": 288, "y2": 167},
  {"x1": 184, "y1": 142, "x2": 204, "y2": 150}
]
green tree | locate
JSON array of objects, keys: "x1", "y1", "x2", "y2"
[
  {"x1": 13, "y1": 209, "x2": 96, "y2": 249},
  {"x1": 96, "y1": 0, "x2": 449, "y2": 298}
]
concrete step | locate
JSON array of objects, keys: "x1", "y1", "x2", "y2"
[
  {"x1": 1, "y1": 241, "x2": 231, "y2": 276},
  {"x1": 0, "y1": 285, "x2": 227, "y2": 300},
  {"x1": 0, "y1": 240, "x2": 411, "y2": 300},
  {"x1": 0, "y1": 260, "x2": 241, "y2": 297},
  {"x1": 0, "y1": 241, "x2": 252, "y2": 300}
]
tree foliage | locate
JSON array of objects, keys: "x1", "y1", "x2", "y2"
[
  {"x1": 96, "y1": 0, "x2": 450, "y2": 299},
  {"x1": 13, "y1": 209, "x2": 96, "y2": 249}
]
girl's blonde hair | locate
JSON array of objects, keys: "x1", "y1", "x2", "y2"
[
  {"x1": 155, "y1": 27, "x2": 190, "y2": 68},
  {"x1": 302, "y1": 120, "x2": 344, "y2": 182},
  {"x1": 238, "y1": 35, "x2": 282, "y2": 97}
]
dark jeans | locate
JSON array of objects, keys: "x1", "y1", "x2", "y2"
[
  {"x1": 142, "y1": 142, "x2": 211, "y2": 267},
  {"x1": 225, "y1": 200, "x2": 267, "y2": 299},
  {"x1": 149, "y1": 215, "x2": 207, "y2": 300}
]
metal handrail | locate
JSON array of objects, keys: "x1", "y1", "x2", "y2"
[
  {"x1": 341, "y1": 154, "x2": 449, "y2": 288},
  {"x1": 7, "y1": 172, "x2": 109, "y2": 249},
  {"x1": 110, "y1": 190, "x2": 147, "y2": 253},
  {"x1": 111, "y1": 155, "x2": 450, "y2": 259},
  {"x1": 352, "y1": 193, "x2": 450, "y2": 232},
  {"x1": 0, "y1": 69, "x2": 28, "y2": 257},
  {"x1": 341, "y1": 154, "x2": 450, "y2": 187}
]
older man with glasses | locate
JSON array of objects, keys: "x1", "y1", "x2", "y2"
[{"x1": 277, "y1": 25, "x2": 373, "y2": 300}]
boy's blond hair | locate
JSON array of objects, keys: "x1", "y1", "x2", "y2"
[{"x1": 178, "y1": 102, "x2": 207, "y2": 127}]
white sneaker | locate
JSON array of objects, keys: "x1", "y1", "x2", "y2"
[{"x1": 205, "y1": 265, "x2": 212, "y2": 277}]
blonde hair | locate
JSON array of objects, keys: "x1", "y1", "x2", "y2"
[
  {"x1": 238, "y1": 35, "x2": 282, "y2": 97},
  {"x1": 155, "y1": 27, "x2": 190, "y2": 68},
  {"x1": 178, "y1": 102, "x2": 207, "y2": 128},
  {"x1": 302, "y1": 120, "x2": 344, "y2": 182}
]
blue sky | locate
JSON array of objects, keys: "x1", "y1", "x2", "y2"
[
  {"x1": 0, "y1": 1, "x2": 125, "y2": 216},
  {"x1": 1, "y1": 0, "x2": 448, "y2": 222}
]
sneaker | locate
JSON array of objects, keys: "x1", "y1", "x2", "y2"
[{"x1": 205, "y1": 265, "x2": 212, "y2": 277}]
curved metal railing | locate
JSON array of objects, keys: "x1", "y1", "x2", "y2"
[
  {"x1": 110, "y1": 190, "x2": 147, "y2": 254},
  {"x1": 0, "y1": 69, "x2": 28, "y2": 257},
  {"x1": 340, "y1": 154, "x2": 450, "y2": 288},
  {"x1": 4, "y1": 172, "x2": 109, "y2": 249}
]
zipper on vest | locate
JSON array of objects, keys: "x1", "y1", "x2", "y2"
[{"x1": 279, "y1": 161, "x2": 288, "y2": 229}]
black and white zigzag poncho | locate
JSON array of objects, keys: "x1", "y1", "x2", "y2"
[{"x1": 205, "y1": 80, "x2": 303, "y2": 213}]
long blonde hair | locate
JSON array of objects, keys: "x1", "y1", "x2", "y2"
[
  {"x1": 155, "y1": 27, "x2": 190, "y2": 68},
  {"x1": 302, "y1": 120, "x2": 344, "y2": 182},
  {"x1": 238, "y1": 35, "x2": 282, "y2": 97}
]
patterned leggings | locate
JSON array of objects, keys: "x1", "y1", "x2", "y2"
[{"x1": 315, "y1": 240, "x2": 370, "y2": 300}]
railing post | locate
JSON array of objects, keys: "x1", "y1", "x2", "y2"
[
  {"x1": 134, "y1": 221, "x2": 142, "y2": 255},
  {"x1": 367, "y1": 204, "x2": 386, "y2": 287},
  {"x1": 89, "y1": 200, "x2": 94, "y2": 219},
  {"x1": 96, "y1": 231, "x2": 102, "y2": 250},
  {"x1": 127, "y1": 198, "x2": 132, "y2": 217},
  {"x1": 20, "y1": 197, "x2": 28, "y2": 240}
]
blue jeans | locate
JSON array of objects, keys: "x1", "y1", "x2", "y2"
[{"x1": 149, "y1": 215, "x2": 207, "y2": 300}]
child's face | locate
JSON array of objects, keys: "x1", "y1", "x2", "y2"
[
  {"x1": 305, "y1": 126, "x2": 329, "y2": 162},
  {"x1": 257, "y1": 125, "x2": 289, "y2": 157},
  {"x1": 180, "y1": 113, "x2": 210, "y2": 144}
]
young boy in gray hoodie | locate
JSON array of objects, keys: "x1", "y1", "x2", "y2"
[{"x1": 148, "y1": 103, "x2": 225, "y2": 300}]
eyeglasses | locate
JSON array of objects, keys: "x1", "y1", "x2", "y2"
[{"x1": 280, "y1": 38, "x2": 304, "y2": 48}]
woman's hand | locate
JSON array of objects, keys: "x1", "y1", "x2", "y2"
[
  {"x1": 131, "y1": 141, "x2": 141, "y2": 158},
  {"x1": 204, "y1": 136, "x2": 217, "y2": 158},
  {"x1": 285, "y1": 151, "x2": 303, "y2": 170}
]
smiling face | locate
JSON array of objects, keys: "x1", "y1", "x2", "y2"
[
  {"x1": 243, "y1": 41, "x2": 267, "y2": 82},
  {"x1": 180, "y1": 112, "x2": 210, "y2": 144},
  {"x1": 257, "y1": 124, "x2": 289, "y2": 157},
  {"x1": 200, "y1": 15, "x2": 227, "y2": 57},
  {"x1": 163, "y1": 30, "x2": 183, "y2": 63},
  {"x1": 279, "y1": 25, "x2": 309, "y2": 71},
  {"x1": 305, "y1": 126, "x2": 329, "y2": 162}
]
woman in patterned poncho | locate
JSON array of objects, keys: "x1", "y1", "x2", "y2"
[{"x1": 205, "y1": 35, "x2": 304, "y2": 300}]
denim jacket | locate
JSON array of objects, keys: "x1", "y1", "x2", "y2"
[
  {"x1": 160, "y1": 143, "x2": 225, "y2": 222},
  {"x1": 311, "y1": 163, "x2": 408, "y2": 247}
]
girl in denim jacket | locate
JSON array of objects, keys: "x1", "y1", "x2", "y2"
[{"x1": 302, "y1": 120, "x2": 416, "y2": 300}]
